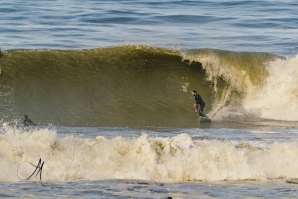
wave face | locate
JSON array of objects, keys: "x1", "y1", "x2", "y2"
[
  {"x1": 0, "y1": 45, "x2": 295, "y2": 127},
  {"x1": 1, "y1": 128, "x2": 298, "y2": 182}
]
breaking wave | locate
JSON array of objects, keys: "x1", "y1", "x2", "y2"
[{"x1": 0, "y1": 45, "x2": 296, "y2": 127}]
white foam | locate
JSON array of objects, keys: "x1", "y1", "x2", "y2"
[
  {"x1": 244, "y1": 55, "x2": 298, "y2": 121},
  {"x1": 183, "y1": 51, "x2": 298, "y2": 122},
  {"x1": 1, "y1": 128, "x2": 298, "y2": 182}
]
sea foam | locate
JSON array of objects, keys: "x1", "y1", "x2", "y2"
[{"x1": 0, "y1": 126, "x2": 298, "y2": 182}]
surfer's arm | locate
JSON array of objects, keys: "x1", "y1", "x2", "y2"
[{"x1": 194, "y1": 104, "x2": 198, "y2": 112}]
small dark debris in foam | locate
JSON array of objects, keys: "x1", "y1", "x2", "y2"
[
  {"x1": 128, "y1": 185, "x2": 147, "y2": 190},
  {"x1": 286, "y1": 179, "x2": 298, "y2": 184},
  {"x1": 136, "y1": 182, "x2": 150, "y2": 185},
  {"x1": 124, "y1": 181, "x2": 150, "y2": 185}
]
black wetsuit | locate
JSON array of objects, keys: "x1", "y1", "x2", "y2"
[
  {"x1": 23, "y1": 118, "x2": 34, "y2": 126},
  {"x1": 195, "y1": 93, "x2": 206, "y2": 117}
]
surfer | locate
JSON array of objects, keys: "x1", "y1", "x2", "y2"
[
  {"x1": 23, "y1": 115, "x2": 35, "y2": 126},
  {"x1": 191, "y1": 90, "x2": 207, "y2": 118}
]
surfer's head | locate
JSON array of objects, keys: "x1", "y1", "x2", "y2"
[
  {"x1": 24, "y1": 114, "x2": 29, "y2": 119},
  {"x1": 191, "y1": 90, "x2": 197, "y2": 96}
]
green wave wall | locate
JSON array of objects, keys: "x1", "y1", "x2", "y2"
[{"x1": 0, "y1": 46, "x2": 277, "y2": 127}]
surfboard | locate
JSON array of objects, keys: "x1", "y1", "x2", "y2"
[{"x1": 199, "y1": 116, "x2": 211, "y2": 123}]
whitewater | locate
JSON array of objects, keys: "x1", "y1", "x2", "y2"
[
  {"x1": 0, "y1": 124, "x2": 298, "y2": 198},
  {"x1": 1, "y1": 126, "x2": 298, "y2": 182}
]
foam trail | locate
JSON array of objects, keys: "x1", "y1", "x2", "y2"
[
  {"x1": 244, "y1": 55, "x2": 298, "y2": 121},
  {"x1": 1, "y1": 127, "x2": 298, "y2": 182}
]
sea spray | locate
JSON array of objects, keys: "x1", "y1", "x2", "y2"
[
  {"x1": 244, "y1": 55, "x2": 298, "y2": 121},
  {"x1": 181, "y1": 49, "x2": 277, "y2": 119}
]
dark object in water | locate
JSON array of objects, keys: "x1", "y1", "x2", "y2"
[
  {"x1": 23, "y1": 115, "x2": 35, "y2": 126},
  {"x1": 286, "y1": 178, "x2": 298, "y2": 184}
]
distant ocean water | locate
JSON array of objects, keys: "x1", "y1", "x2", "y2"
[
  {"x1": 1, "y1": 1, "x2": 298, "y2": 198},
  {"x1": 0, "y1": 0, "x2": 298, "y2": 55}
]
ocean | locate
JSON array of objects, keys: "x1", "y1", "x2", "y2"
[{"x1": 0, "y1": 0, "x2": 298, "y2": 198}]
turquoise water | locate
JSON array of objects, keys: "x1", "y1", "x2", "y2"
[{"x1": 0, "y1": 0, "x2": 298, "y2": 55}]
